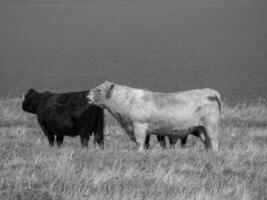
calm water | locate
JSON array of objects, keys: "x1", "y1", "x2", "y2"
[{"x1": 0, "y1": 0, "x2": 266, "y2": 102}]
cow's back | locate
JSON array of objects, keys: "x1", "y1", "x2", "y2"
[{"x1": 125, "y1": 88, "x2": 220, "y2": 127}]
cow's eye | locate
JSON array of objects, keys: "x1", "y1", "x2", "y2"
[{"x1": 95, "y1": 88, "x2": 102, "y2": 94}]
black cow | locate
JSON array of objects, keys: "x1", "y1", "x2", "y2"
[{"x1": 22, "y1": 89, "x2": 104, "y2": 148}]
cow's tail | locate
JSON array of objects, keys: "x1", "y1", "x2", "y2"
[{"x1": 208, "y1": 93, "x2": 222, "y2": 112}]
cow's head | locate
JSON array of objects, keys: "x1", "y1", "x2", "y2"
[
  {"x1": 22, "y1": 88, "x2": 40, "y2": 114},
  {"x1": 87, "y1": 81, "x2": 115, "y2": 107}
]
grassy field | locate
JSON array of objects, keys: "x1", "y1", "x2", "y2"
[{"x1": 0, "y1": 98, "x2": 267, "y2": 200}]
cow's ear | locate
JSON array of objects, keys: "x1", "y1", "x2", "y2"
[
  {"x1": 28, "y1": 88, "x2": 37, "y2": 94},
  {"x1": 25, "y1": 88, "x2": 37, "y2": 98},
  {"x1": 106, "y1": 84, "x2": 114, "y2": 99}
]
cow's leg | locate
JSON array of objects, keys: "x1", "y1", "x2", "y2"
[
  {"x1": 56, "y1": 135, "x2": 64, "y2": 147},
  {"x1": 47, "y1": 134, "x2": 55, "y2": 147},
  {"x1": 80, "y1": 128, "x2": 90, "y2": 148},
  {"x1": 197, "y1": 126, "x2": 217, "y2": 151},
  {"x1": 144, "y1": 135, "x2": 151, "y2": 149},
  {"x1": 157, "y1": 135, "x2": 166, "y2": 149},
  {"x1": 39, "y1": 122, "x2": 54, "y2": 147},
  {"x1": 93, "y1": 131, "x2": 104, "y2": 149},
  {"x1": 80, "y1": 135, "x2": 90, "y2": 148},
  {"x1": 93, "y1": 109, "x2": 104, "y2": 149},
  {"x1": 168, "y1": 136, "x2": 178, "y2": 148},
  {"x1": 200, "y1": 130, "x2": 212, "y2": 150},
  {"x1": 205, "y1": 125, "x2": 219, "y2": 151},
  {"x1": 200, "y1": 106, "x2": 220, "y2": 151},
  {"x1": 133, "y1": 123, "x2": 148, "y2": 152},
  {"x1": 180, "y1": 136, "x2": 187, "y2": 147}
]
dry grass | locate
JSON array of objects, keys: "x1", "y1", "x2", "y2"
[{"x1": 0, "y1": 98, "x2": 267, "y2": 200}]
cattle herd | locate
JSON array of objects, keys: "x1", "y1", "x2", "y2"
[{"x1": 22, "y1": 81, "x2": 221, "y2": 152}]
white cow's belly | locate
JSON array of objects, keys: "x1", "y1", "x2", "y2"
[
  {"x1": 147, "y1": 114, "x2": 200, "y2": 129},
  {"x1": 144, "y1": 110, "x2": 201, "y2": 137}
]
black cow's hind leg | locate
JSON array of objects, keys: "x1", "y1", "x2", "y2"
[
  {"x1": 56, "y1": 135, "x2": 64, "y2": 147},
  {"x1": 80, "y1": 128, "x2": 90, "y2": 148},
  {"x1": 94, "y1": 131, "x2": 104, "y2": 149},
  {"x1": 93, "y1": 108, "x2": 105, "y2": 149},
  {"x1": 80, "y1": 136, "x2": 89, "y2": 148}
]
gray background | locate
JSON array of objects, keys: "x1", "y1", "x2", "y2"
[{"x1": 0, "y1": 0, "x2": 266, "y2": 102}]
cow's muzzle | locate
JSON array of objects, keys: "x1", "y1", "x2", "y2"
[{"x1": 87, "y1": 93, "x2": 94, "y2": 104}]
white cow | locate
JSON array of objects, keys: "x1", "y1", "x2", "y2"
[{"x1": 87, "y1": 81, "x2": 221, "y2": 152}]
